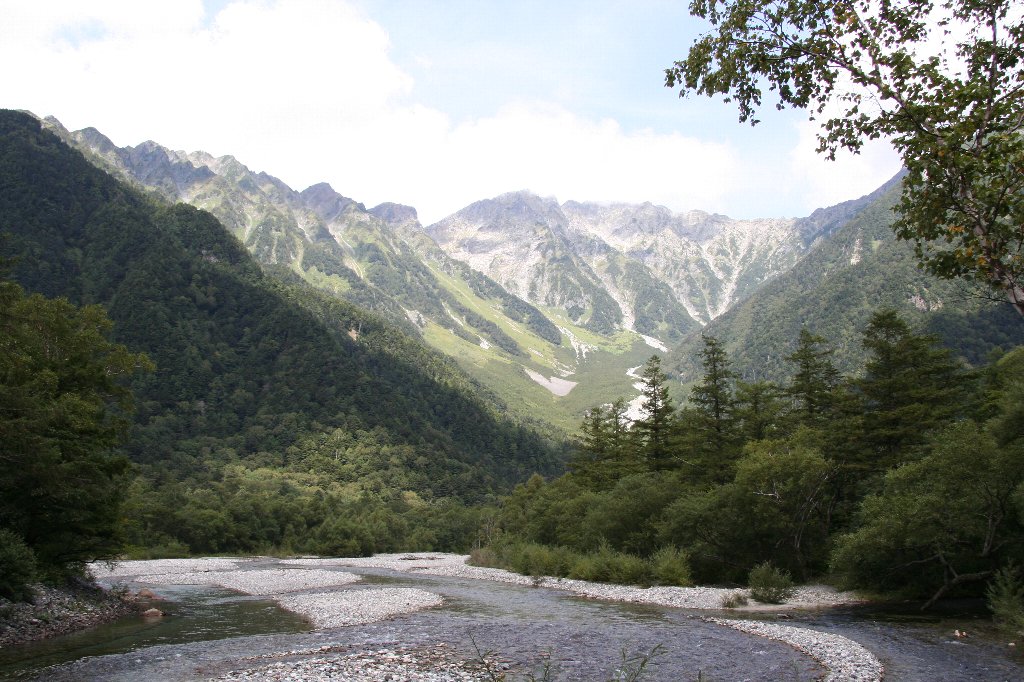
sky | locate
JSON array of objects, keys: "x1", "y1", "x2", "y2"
[{"x1": 0, "y1": 0, "x2": 902, "y2": 225}]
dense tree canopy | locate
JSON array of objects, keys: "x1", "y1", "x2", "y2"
[
  {"x1": 667, "y1": 0, "x2": 1024, "y2": 314},
  {"x1": 0, "y1": 275, "x2": 150, "y2": 580},
  {"x1": 480, "y1": 312, "x2": 1024, "y2": 607}
]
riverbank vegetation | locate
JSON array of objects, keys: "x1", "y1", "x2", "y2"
[
  {"x1": 476, "y1": 314, "x2": 1024, "y2": 610},
  {"x1": 3, "y1": 109, "x2": 1024, "y2": 636},
  {"x1": 0, "y1": 110, "x2": 556, "y2": 599}
]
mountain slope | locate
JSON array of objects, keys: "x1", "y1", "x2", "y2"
[
  {"x1": 669, "y1": 183, "x2": 1024, "y2": 384},
  {"x1": 42, "y1": 119, "x2": 662, "y2": 430},
  {"x1": 0, "y1": 109, "x2": 560, "y2": 500}
]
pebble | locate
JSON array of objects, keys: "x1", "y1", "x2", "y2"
[
  {"x1": 90, "y1": 557, "x2": 245, "y2": 578},
  {"x1": 286, "y1": 553, "x2": 882, "y2": 682},
  {"x1": 209, "y1": 644, "x2": 491, "y2": 681},
  {"x1": 277, "y1": 588, "x2": 444, "y2": 628},
  {"x1": 133, "y1": 568, "x2": 361, "y2": 595},
  {"x1": 708, "y1": 618, "x2": 884, "y2": 682}
]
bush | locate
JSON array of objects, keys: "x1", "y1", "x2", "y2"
[
  {"x1": 609, "y1": 552, "x2": 651, "y2": 586},
  {"x1": 987, "y1": 563, "x2": 1024, "y2": 634},
  {"x1": 0, "y1": 529, "x2": 37, "y2": 602},
  {"x1": 123, "y1": 537, "x2": 191, "y2": 560},
  {"x1": 748, "y1": 561, "x2": 795, "y2": 604},
  {"x1": 651, "y1": 546, "x2": 692, "y2": 586},
  {"x1": 720, "y1": 591, "x2": 749, "y2": 608},
  {"x1": 478, "y1": 539, "x2": 689, "y2": 588},
  {"x1": 468, "y1": 546, "x2": 500, "y2": 568}
]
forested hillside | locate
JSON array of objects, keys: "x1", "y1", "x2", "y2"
[
  {"x1": 477, "y1": 321, "x2": 1024, "y2": 608},
  {"x1": 0, "y1": 110, "x2": 562, "y2": 557},
  {"x1": 669, "y1": 184, "x2": 1024, "y2": 384}
]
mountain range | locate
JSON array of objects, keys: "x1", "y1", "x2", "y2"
[
  {"x1": 38, "y1": 114, "x2": 1024, "y2": 429},
  {"x1": 0, "y1": 110, "x2": 559, "y2": 503}
]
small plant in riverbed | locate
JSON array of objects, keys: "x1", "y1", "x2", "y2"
[
  {"x1": 609, "y1": 643, "x2": 665, "y2": 682},
  {"x1": 748, "y1": 562, "x2": 795, "y2": 604},
  {"x1": 468, "y1": 635, "x2": 664, "y2": 681},
  {"x1": 720, "y1": 590, "x2": 749, "y2": 608}
]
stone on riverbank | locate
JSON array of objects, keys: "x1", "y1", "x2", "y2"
[
  {"x1": 278, "y1": 588, "x2": 444, "y2": 628},
  {"x1": 210, "y1": 644, "x2": 490, "y2": 681},
  {"x1": 134, "y1": 568, "x2": 360, "y2": 595},
  {"x1": 0, "y1": 582, "x2": 135, "y2": 648}
]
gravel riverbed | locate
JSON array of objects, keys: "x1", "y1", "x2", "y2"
[
  {"x1": 208, "y1": 643, "x2": 491, "y2": 681},
  {"x1": 55, "y1": 553, "x2": 886, "y2": 681}
]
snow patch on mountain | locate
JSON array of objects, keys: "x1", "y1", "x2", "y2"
[
  {"x1": 558, "y1": 326, "x2": 597, "y2": 361},
  {"x1": 523, "y1": 368, "x2": 577, "y2": 396}
]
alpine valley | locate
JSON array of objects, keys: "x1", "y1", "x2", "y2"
[{"x1": 38, "y1": 114, "x2": 1022, "y2": 433}]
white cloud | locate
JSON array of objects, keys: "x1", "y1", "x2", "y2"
[
  {"x1": 0, "y1": 0, "x2": 898, "y2": 225},
  {"x1": 787, "y1": 117, "x2": 903, "y2": 211}
]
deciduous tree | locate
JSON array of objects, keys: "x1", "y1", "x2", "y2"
[
  {"x1": 0, "y1": 277, "x2": 151, "y2": 578},
  {"x1": 667, "y1": 0, "x2": 1024, "y2": 314}
]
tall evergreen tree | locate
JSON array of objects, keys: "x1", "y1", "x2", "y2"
[
  {"x1": 633, "y1": 355, "x2": 675, "y2": 470},
  {"x1": 733, "y1": 379, "x2": 784, "y2": 443},
  {"x1": 853, "y1": 309, "x2": 967, "y2": 472},
  {"x1": 785, "y1": 328, "x2": 840, "y2": 428},
  {"x1": 571, "y1": 398, "x2": 636, "y2": 489},
  {"x1": 687, "y1": 335, "x2": 738, "y2": 482}
]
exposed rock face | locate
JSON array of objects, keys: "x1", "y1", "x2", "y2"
[
  {"x1": 426, "y1": 191, "x2": 811, "y2": 336},
  {"x1": 370, "y1": 202, "x2": 419, "y2": 227},
  {"x1": 426, "y1": 192, "x2": 624, "y2": 334}
]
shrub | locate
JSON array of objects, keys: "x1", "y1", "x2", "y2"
[
  {"x1": 651, "y1": 546, "x2": 692, "y2": 586},
  {"x1": 720, "y1": 591, "x2": 749, "y2": 608},
  {"x1": 987, "y1": 562, "x2": 1024, "y2": 634},
  {"x1": 608, "y1": 552, "x2": 651, "y2": 586},
  {"x1": 748, "y1": 561, "x2": 795, "y2": 604},
  {"x1": 468, "y1": 546, "x2": 500, "y2": 568},
  {"x1": 0, "y1": 529, "x2": 38, "y2": 602},
  {"x1": 569, "y1": 554, "x2": 601, "y2": 581}
]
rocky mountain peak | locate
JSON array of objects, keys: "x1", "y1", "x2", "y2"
[
  {"x1": 300, "y1": 183, "x2": 361, "y2": 223},
  {"x1": 69, "y1": 126, "x2": 117, "y2": 154},
  {"x1": 370, "y1": 202, "x2": 419, "y2": 227}
]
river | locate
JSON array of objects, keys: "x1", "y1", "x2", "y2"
[{"x1": 1, "y1": 558, "x2": 1021, "y2": 681}]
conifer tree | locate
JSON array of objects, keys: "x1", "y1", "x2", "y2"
[
  {"x1": 572, "y1": 398, "x2": 635, "y2": 489},
  {"x1": 733, "y1": 379, "x2": 784, "y2": 443},
  {"x1": 633, "y1": 355, "x2": 675, "y2": 470},
  {"x1": 687, "y1": 335, "x2": 738, "y2": 482},
  {"x1": 785, "y1": 329, "x2": 841, "y2": 428},
  {"x1": 853, "y1": 309, "x2": 967, "y2": 472}
]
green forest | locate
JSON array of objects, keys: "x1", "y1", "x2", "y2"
[
  {"x1": 0, "y1": 110, "x2": 563, "y2": 597},
  {"x1": 2, "y1": 105, "x2": 1024, "y2": 632},
  {"x1": 476, "y1": 322, "x2": 1024, "y2": 609}
]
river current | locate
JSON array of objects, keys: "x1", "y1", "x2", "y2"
[{"x1": 2, "y1": 561, "x2": 1021, "y2": 681}]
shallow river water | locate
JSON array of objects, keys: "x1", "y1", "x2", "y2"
[{"x1": 2, "y1": 560, "x2": 1022, "y2": 681}]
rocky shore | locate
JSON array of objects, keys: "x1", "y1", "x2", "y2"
[
  {"x1": 287, "y1": 552, "x2": 862, "y2": 610},
  {"x1": 7, "y1": 554, "x2": 884, "y2": 681},
  {"x1": 209, "y1": 643, "x2": 493, "y2": 681},
  {"x1": 0, "y1": 581, "x2": 136, "y2": 648},
  {"x1": 288, "y1": 553, "x2": 883, "y2": 681}
]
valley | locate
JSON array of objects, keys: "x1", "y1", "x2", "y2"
[{"x1": 42, "y1": 115, "x2": 1022, "y2": 435}]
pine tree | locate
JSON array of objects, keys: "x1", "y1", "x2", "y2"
[
  {"x1": 853, "y1": 309, "x2": 967, "y2": 472},
  {"x1": 687, "y1": 335, "x2": 738, "y2": 482},
  {"x1": 785, "y1": 328, "x2": 840, "y2": 428},
  {"x1": 633, "y1": 355, "x2": 675, "y2": 470},
  {"x1": 734, "y1": 379, "x2": 784, "y2": 443},
  {"x1": 571, "y1": 398, "x2": 636, "y2": 489}
]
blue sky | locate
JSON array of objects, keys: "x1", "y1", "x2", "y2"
[{"x1": 1, "y1": 0, "x2": 900, "y2": 224}]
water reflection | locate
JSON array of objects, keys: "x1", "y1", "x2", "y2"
[{"x1": 0, "y1": 584, "x2": 310, "y2": 679}]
